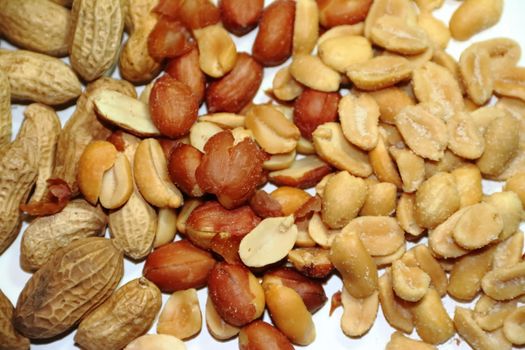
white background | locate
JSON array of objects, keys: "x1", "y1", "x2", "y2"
[{"x1": 1, "y1": 0, "x2": 525, "y2": 349}]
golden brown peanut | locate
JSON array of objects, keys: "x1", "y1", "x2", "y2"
[
  {"x1": 18, "y1": 103, "x2": 61, "y2": 203},
  {"x1": 424, "y1": 150, "x2": 470, "y2": 179},
  {"x1": 306, "y1": 214, "x2": 338, "y2": 248},
  {"x1": 451, "y1": 165, "x2": 483, "y2": 208},
  {"x1": 0, "y1": 70, "x2": 11, "y2": 147},
  {"x1": 339, "y1": 93, "x2": 379, "y2": 151},
  {"x1": 293, "y1": 0, "x2": 318, "y2": 55},
  {"x1": 340, "y1": 288, "x2": 379, "y2": 337},
  {"x1": 21, "y1": 199, "x2": 106, "y2": 271},
  {"x1": 154, "y1": 208, "x2": 177, "y2": 248},
  {"x1": 474, "y1": 295, "x2": 518, "y2": 332},
  {"x1": 484, "y1": 191, "x2": 523, "y2": 240},
  {"x1": 386, "y1": 331, "x2": 437, "y2": 350},
  {"x1": 449, "y1": 0, "x2": 503, "y2": 41},
  {"x1": 330, "y1": 229, "x2": 378, "y2": 298},
  {"x1": 459, "y1": 45, "x2": 494, "y2": 105},
  {"x1": 391, "y1": 260, "x2": 430, "y2": 302},
  {"x1": 14, "y1": 238, "x2": 123, "y2": 339},
  {"x1": 370, "y1": 15, "x2": 429, "y2": 55},
  {"x1": 205, "y1": 296, "x2": 240, "y2": 340},
  {"x1": 453, "y1": 202, "x2": 503, "y2": 250},
  {"x1": 0, "y1": 290, "x2": 30, "y2": 350},
  {"x1": 245, "y1": 105, "x2": 300, "y2": 154},
  {"x1": 0, "y1": 50, "x2": 82, "y2": 105},
  {"x1": 272, "y1": 66, "x2": 304, "y2": 101},
  {"x1": 189, "y1": 121, "x2": 223, "y2": 153},
  {"x1": 483, "y1": 261, "x2": 525, "y2": 301},
  {"x1": 417, "y1": 12, "x2": 450, "y2": 50},
  {"x1": 321, "y1": 171, "x2": 367, "y2": 229},
  {"x1": 448, "y1": 246, "x2": 496, "y2": 301},
  {"x1": 270, "y1": 187, "x2": 310, "y2": 216},
  {"x1": 0, "y1": 0, "x2": 70, "y2": 57},
  {"x1": 345, "y1": 216, "x2": 405, "y2": 257},
  {"x1": 411, "y1": 245, "x2": 448, "y2": 296},
  {"x1": 415, "y1": 172, "x2": 460, "y2": 229},
  {"x1": 290, "y1": 54, "x2": 341, "y2": 92},
  {"x1": 312, "y1": 122, "x2": 372, "y2": 177},
  {"x1": 454, "y1": 307, "x2": 508, "y2": 350},
  {"x1": 503, "y1": 306, "x2": 525, "y2": 345},
  {"x1": 493, "y1": 66, "x2": 525, "y2": 102},
  {"x1": 0, "y1": 137, "x2": 37, "y2": 254},
  {"x1": 411, "y1": 288, "x2": 454, "y2": 344},
  {"x1": 69, "y1": 0, "x2": 125, "y2": 81},
  {"x1": 493, "y1": 231, "x2": 524, "y2": 270},
  {"x1": 239, "y1": 216, "x2": 298, "y2": 268},
  {"x1": 157, "y1": 289, "x2": 202, "y2": 340},
  {"x1": 346, "y1": 56, "x2": 412, "y2": 91},
  {"x1": 470, "y1": 106, "x2": 507, "y2": 135},
  {"x1": 364, "y1": 0, "x2": 417, "y2": 38},
  {"x1": 394, "y1": 103, "x2": 448, "y2": 161},
  {"x1": 378, "y1": 269, "x2": 414, "y2": 333},
  {"x1": 428, "y1": 207, "x2": 470, "y2": 259},
  {"x1": 124, "y1": 334, "x2": 187, "y2": 350},
  {"x1": 239, "y1": 320, "x2": 294, "y2": 350},
  {"x1": 369, "y1": 135, "x2": 403, "y2": 188},
  {"x1": 369, "y1": 87, "x2": 415, "y2": 125},
  {"x1": 359, "y1": 182, "x2": 396, "y2": 216},
  {"x1": 134, "y1": 138, "x2": 184, "y2": 208},
  {"x1": 287, "y1": 247, "x2": 334, "y2": 279},
  {"x1": 396, "y1": 193, "x2": 424, "y2": 237},
  {"x1": 318, "y1": 35, "x2": 373, "y2": 73},
  {"x1": 473, "y1": 39, "x2": 522, "y2": 75},
  {"x1": 75, "y1": 278, "x2": 161, "y2": 350},
  {"x1": 504, "y1": 173, "x2": 525, "y2": 207},
  {"x1": 431, "y1": 50, "x2": 464, "y2": 93},
  {"x1": 263, "y1": 150, "x2": 296, "y2": 171},
  {"x1": 264, "y1": 284, "x2": 315, "y2": 345},
  {"x1": 389, "y1": 147, "x2": 425, "y2": 193},
  {"x1": 295, "y1": 219, "x2": 318, "y2": 248},
  {"x1": 194, "y1": 24, "x2": 237, "y2": 78},
  {"x1": 317, "y1": 23, "x2": 365, "y2": 44},
  {"x1": 373, "y1": 245, "x2": 406, "y2": 267}
]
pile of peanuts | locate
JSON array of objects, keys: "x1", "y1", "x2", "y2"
[{"x1": 1, "y1": 0, "x2": 525, "y2": 349}]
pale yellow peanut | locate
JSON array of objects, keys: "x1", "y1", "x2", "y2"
[
  {"x1": 474, "y1": 38, "x2": 522, "y2": 75},
  {"x1": 272, "y1": 66, "x2": 303, "y2": 101},
  {"x1": 428, "y1": 207, "x2": 470, "y2": 259},
  {"x1": 339, "y1": 93, "x2": 379, "y2": 151},
  {"x1": 307, "y1": 213, "x2": 339, "y2": 248},
  {"x1": 263, "y1": 150, "x2": 296, "y2": 171},
  {"x1": 474, "y1": 295, "x2": 518, "y2": 332},
  {"x1": 504, "y1": 172, "x2": 525, "y2": 208},
  {"x1": 378, "y1": 269, "x2": 414, "y2": 334},
  {"x1": 417, "y1": 12, "x2": 450, "y2": 50},
  {"x1": 312, "y1": 122, "x2": 372, "y2": 177},
  {"x1": 364, "y1": 0, "x2": 417, "y2": 38},
  {"x1": 344, "y1": 216, "x2": 405, "y2": 257},
  {"x1": 389, "y1": 147, "x2": 425, "y2": 193},
  {"x1": 294, "y1": 218, "x2": 317, "y2": 248},
  {"x1": 318, "y1": 35, "x2": 373, "y2": 73},
  {"x1": 290, "y1": 54, "x2": 341, "y2": 92},
  {"x1": 484, "y1": 191, "x2": 523, "y2": 240},
  {"x1": 493, "y1": 66, "x2": 525, "y2": 102},
  {"x1": 154, "y1": 208, "x2": 177, "y2": 248},
  {"x1": 100, "y1": 152, "x2": 134, "y2": 209},
  {"x1": 340, "y1": 288, "x2": 379, "y2": 337},
  {"x1": 384, "y1": 46, "x2": 434, "y2": 71},
  {"x1": 373, "y1": 245, "x2": 406, "y2": 267},
  {"x1": 157, "y1": 289, "x2": 202, "y2": 340},
  {"x1": 293, "y1": 0, "x2": 318, "y2": 55},
  {"x1": 449, "y1": 0, "x2": 503, "y2": 41},
  {"x1": 199, "y1": 113, "x2": 245, "y2": 129},
  {"x1": 451, "y1": 165, "x2": 483, "y2": 208},
  {"x1": 412, "y1": 245, "x2": 448, "y2": 296},
  {"x1": 493, "y1": 231, "x2": 524, "y2": 270},
  {"x1": 346, "y1": 56, "x2": 412, "y2": 91},
  {"x1": 317, "y1": 23, "x2": 364, "y2": 45},
  {"x1": 431, "y1": 50, "x2": 465, "y2": 94},
  {"x1": 459, "y1": 45, "x2": 494, "y2": 105},
  {"x1": 396, "y1": 193, "x2": 424, "y2": 237},
  {"x1": 453, "y1": 202, "x2": 503, "y2": 250},
  {"x1": 0, "y1": 50, "x2": 82, "y2": 105},
  {"x1": 359, "y1": 182, "x2": 397, "y2": 216},
  {"x1": 369, "y1": 87, "x2": 415, "y2": 125},
  {"x1": 386, "y1": 331, "x2": 437, "y2": 350},
  {"x1": 454, "y1": 307, "x2": 509, "y2": 350},
  {"x1": 424, "y1": 149, "x2": 469, "y2": 179},
  {"x1": 470, "y1": 106, "x2": 506, "y2": 135},
  {"x1": 391, "y1": 260, "x2": 430, "y2": 302},
  {"x1": 370, "y1": 15, "x2": 429, "y2": 55},
  {"x1": 482, "y1": 261, "x2": 525, "y2": 301},
  {"x1": 411, "y1": 288, "x2": 454, "y2": 344},
  {"x1": 124, "y1": 334, "x2": 187, "y2": 350},
  {"x1": 189, "y1": 121, "x2": 223, "y2": 153},
  {"x1": 194, "y1": 24, "x2": 237, "y2": 78},
  {"x1": 489, "y1": 142, "x2": 525, "y2": 181},
  {"x1": 369, "y1": 134, "x2": 402, "y2": 188},
  {"x1": 503, "y1": 306, "x2": 525, "y2": 345},
  {"x1": 176, "y1": 199, "x2": 202, "y2": 235},
  {"x1": 415, "y1": 172, "x2": 460, "y2": 229},
  {"x1": 413, "y1": 0, "x2": 443, "y2": 11}
]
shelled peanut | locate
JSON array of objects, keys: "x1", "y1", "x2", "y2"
[{"x1": 0, "y1": 0, "x2": 524, "y2": 349}]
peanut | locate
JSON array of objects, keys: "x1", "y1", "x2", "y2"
[
  {"x1": 205, "y1": 296, "x2": 240, "y2": 340},
  {"x1": 292, "y1": 0, "x2": 319, "y2": 55},
  {"x1": 411, "y1": 288, "x2": 454, "y2": 344},
  {"x1": 124, "y1": 334, "x2": 186, "y2": 350},
  {"x1": 0, "y1": 70, "x2": 11, "y2": 147},
  {"x1": 451, "y1": 165, "x2": 483, "y2": 208},
  {"x1": 386, "y1": 332, "x2": 437, "y2": 350},
  {"x1": 194, "y1": 24, "x2": 237, "y2": 78},
  {"x1": 503, "y1": 306, "x2": 525, "y2": 345},
  {"x1": 290, "y1": 54, "x2": 341, "y2": 92},
  {"x1": 378, "y1": 269, "x2": 414, "y2": 334},
  {"x1": 482, "y1": 262, "x2": 525, "y2": 301},
  {"x1": 339, "y1": 93, "x2": 380, "y2": 151},
  {"x1": 318, "y1": 35, "x2": 373, "y2": 73},
  {"x1": 454, "y1": 307, "x2": 508, "y2": 350},
  {"x1": 359, "y1": 182, "x2": 397, "y2": 216},
  {"x1": 0, "y1": 290, "x2": 30, "y2": 350},
  {"x1": 346, "y1": 56, "x2": 412, "y2": 91},
  {"x1": 157, "y1": 289, "x2": 202, "y2": 340},
  {"x1": 340, "y1": 288, "x2": 379, "y2": 337},
  {"x1": 449, "y1": 0, "x2": 503, "y2": 41},
  {"x1": 370, "y1": 15, "x2": 429, "y2": 55},
  {"x1": 474, "y1": 294, "x2": 517, "y2": 332}
]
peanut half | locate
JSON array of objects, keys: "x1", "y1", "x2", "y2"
[
  {"x1": 339, "y1": 93, "x2": 380, "y2": 151},
  {"x1": 157, "y1": 289, "x2": 202, "y2": 340},
  {"x1": 194, "y1": 24, "x2": 237, "y2": 78},
  {"x1": 341, "y1": 288, "x2": 379, "y2": 337}
]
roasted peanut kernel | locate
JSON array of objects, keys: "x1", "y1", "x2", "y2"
[
  {"x1": 448, "y1": 246, "x2": 496, "y2": 301},
  {"x1": 364, "y1": 0, "x2": 418, "y2": 39},
  {"x1": 474, "y1": 295, "x2": 518, "y2": 332},
  {"x1": 424, "y1": 149, "x2": 470, "y2": 180},
  {"x1": 473, "y1": 39, "x2": 522, "y2": 75},
  {"x1": 449, "y1": 0, "x2": 503, "y2": 41},
  {"x1": 504, "y1": 173, "x2": 525, "y2": 207},
  {"x1": 154, "y1": 208, "x2": 177, "y2": 248},
  {"x1": 369, "y1": 87, "x2": 415, "y2": 125},
  {"x1": 339, "y1": 93, "x2": 380, "y2": 151},
  {"x1": 503, "y1": 306, "x2": 525, "y2": 345},
  {"x1": 447, "y1": 112, "x2": 485, "y2": 160},
  {"x1": 396, "y1": 193, "x2": 424, "y2": 237},
  {"x1": 411, "y1": 288, "x2": 455, "y2": 345},
  {"x1": 287, "y1": 247, "x2": 334, "y2": 279},
  {"x1": 369, "y1": 135, "x2": 403, "y2": 188},
  {"x1": 199, "y1": 113, "x2": 245, "y2": 129},
  {"x1": 453, "y1": 202, "x2": 503, "y2": 250},
  {"x1": 239, "y1": 321, "x2": 294, "y2": 350},
  {"x1": 134, "y1": 138, "x2": 183, "y2": 209},
  {"x1": 359, "y1": 182, "x2": 397, "y2": 216},
  {"x1": 317, "y1": 23, "x2": 365, "y2": 44},
  {"x1": 493, "y1": 231, "x2": 524, "y2": 270},
  {"x1": 459, "y1": 45, "x2": 494, "y2": 105},
  {"x1": 340, "y1": 288, "x2": 379, "y2": 337},
  {"x1": 386, "y1": 331, "x2": 437, "y2": 350},
  {"x1": 176, "y1": 199, "x2": 202, "y2": 235},
  {"x1": 415, "y1": 172, "x2": 460, "y2": 229},
  {"x1": 370, "y1": 15, "x2": 429, "y2": 55},
  {"x1": 378, "y1": 269, "x2": 414, "y2": 333},
  {"x1": 268, "y1": 155, "x2": 332, "y2": 189},
  {"x1": 264, "y1": 284, "x2": 315, "y2": 345},
  {"x1": 307, "y1": 213, "x2": 340, "y2": 248},
  {"x1": 124, "y1": 334, "x2": 186, "y2": 350},
  {"x1": 205, "y1": 296, "x2": 240, "y2": 340},
  {"x1": 482, "y1": 262, "x2": 525, "y2": 301},
  {"x1": 391, "y1": 260, "x2": 430, "y2": 302},
  {"x1": 484, "y1": 191, "x2": 523, "y2": 240},
  {"x1": 208, "y1": 263, "x2": 265, "y2": 327},
  {"x1": 389, "y1": 147, "x2": 425, "y2": 193},
  {"x1": 263, "y1": 150, "x2": 296, "y2": 171},
  {"x1": 451, "y1": 165, "x2": 483, "y2": 208},
  {"x1": 373, "y1": 245, "x2": 407, "y2": 267},
  {"x1": 346, "y1": 56, "x2": 413, "y2": 91},
  {"x1": 318, "y1": 35, "x2": 373, "y2": 73},
  {"x1": 454, "y1": 307, "x2": 505, "y2": 350},
  {"x1": 270, "y1": 187, "x2": 310, "y2": 216},
  {"x1": 99, "y1": 152, "x2": 133, "y2": 209},
  {"x1": 394, "y1": 103, "x2": 448, "y2": 161},
  {"x1": 157, "y1": 289, "x2": 202, "y2": 340},
  {"x1": 189, "y1": 121, "x2": 223, "y2": 153},
  {"x1": 245, "y1": 104, "x2": 300, "y2": 154},
  {"x1": 272, "y1": 66, "x2": 304, "y2": 101},
  {"x1": 428, "y1": 207, "x2": 470, "y2": 259},
  {"x1": 317, "y1": 0, "x2": 372, "y2": 28},
  {"x1": 292, "y1": 0, "x2": 318, "y2": 55},
  {"x1": 493, "y1": 66, "x2": 525, "y2": 101},
  {"x1": 290, "y1": 54, "x2": 341, "y2": 92},
  {"x1": 313, "y1": 122, "x2": 372, "y2": 177},
  {"x1": 330, "y1": 229, "x2": 378, "y2": 298},
  {"x1": 411, "y1": 245, "x2": 448, "y2": 297},
  {"x1": 345, "y1": 216, "x2": 405, "y2": 257},
  {"x1": 194, "y1": 24, "x2": 237, "y2": 78},
  {"x1": 417, "y1": 12, "x2": 450, "y2": 50}
]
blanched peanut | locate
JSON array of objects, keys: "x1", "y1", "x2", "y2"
[
  {"x1": 428, "y1": 207, "x2": 470, "y2": 258},
  {"x1": 339, "y1": 93, "x2": 379, "y2": 151},
  {"x1": 382, "y1": 46, "x2": 433, "y2": 71},
  {"x1": 386, "y1": 331, "x2": 437, "y2": 350},
  {"x1": 176, "y1": 199, "x2": 202, "y2": 235},
  {"x1": 484, "y1": 191, "x2": 523, "y2": 240},
  {"x1": 396, "y1": 193, "x2": 424, "y2": 237},
  {"x1": 459, "y1": 45, "x2": 494, "y2": 105},
  {"x1": 264, "y1": 284, "x2": 315, "y2": 346},
  {"x1": 364, "y1": 0, "x2": 418, "y2": 38},
  {"x1": 346, "y1": 56, "x2": 412, "y2": 91},
  {"x1": 503, "y1": 306, "x2": 525, "y2": 345},
  {"x1": 449, "y1": 0, "x2": 503, "y2": 41},
  {"x1": 391, "y1": 260, "x2": 430, "y2": 302},
  {"x1": 292, "y1": 0, "x2": 319, "y2": 55},
  {"x1": 199, "y1": 113, "x2": 245, "y2": 129},
  {"x1": 157, "y1": 289, "x2": 202, "y2": 340},
  {"x1": 413, "y1": 245, "x2": 448, "y2": 297},
  {"x1": 373, "y1": 245, "x2": 406, "y2": 267},
  {"x1": 424, "y1": 150, "x2": 469, "y2": 179},
  {"x1": 474, "y1": 295, "x2": 517, "y2": 332},
  {"x1": 378, "y1": 269, "x2": 414, "y2": 333},
  {"x1": 359, "y1": 182, "x2": 397, "y2": 216},
  {"x1": 453, "y1": 202, "x2": 503, "y2": 250},
  {"x1": 263, "y1": 150, "x2": 296, "y2": 171},
  {"x1": 312, "y1": 122, "x2": 372, "y2": 177},
  {"x1": 454, "y1": 307, "x2": 509, "y2": 350},
  {"x1": 431, "y1": 50, "x2": 465, "y2": 93},
  {"x1": 493, "y1": 231, "x2": 524, "y2": 270},
  {"x1": 340, "y1": 288, "x2": 379, "y2": 337},
  {"x1": 505, "y1": 173, "x2": 525, "y2": 207},
  {"x1": 308, "y1": 213, "x2": 340, "y2": 248},
  {"x1": 389, "y1": 147, "x2": 425, "y2": 193},
  {"x1": 205, "y1": 297, "x2": 240, "y2": 340},
  {"x1": 193, "y1": 24, "x2": 237, "y2": 78},
  {"x1": 411, "y1": 288, "x2": 454, "y2": 344},
  {"x1": 189, "y1": 121, "x2": 223, "y2": 153},
  {"x1": 482, "y1": 262, "x2": 525, "y2": 301},
  {"x1": 290, "y1": 54, "x2": 341, "y2": 92},
  {"x1": 321, "y1": 171, "x2": 367, "y2": 229},
  {"x1": 317, "y1": 23, "x2": 364, "y2": 45},
  {"x1": 370, "y1": 15, "x2": 429, "y2": 55},
  {"x1": 417, "y1": 12, "x2": 449, "y2": 50},
  {"x1": 344, "y1": 216, "x2": 405, "y2": 257},
  {"x1": 369, "y1": 135, "x2": 402, "y2": 188},
  {"x1": 447, "y1": 112, "x2": 485, "y2": 159},
  {"x1": 272, "y1": 66, "x2": 303, "y2": 101},
  {"x1": 415, "y1": 172, "x2": 460, "y2": 229},
  {"x1": 318, "y1": 35, "x2": 373, "y2": 73},
  {"x1": 448, "y1": 246, "x2": 496, "y2": 301},
  {"x1": 330, "y1": 229, "x2": 378, "y2": 298},
  {"x1": 154, "y1": 208, "x2": 177, "y2": 248},
  {"x1": 369, "y1": 87, "x2": 415, "y2": 125},
  {"x1": 452, "y1": 165, "x2": 483, "y2": 208}
]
